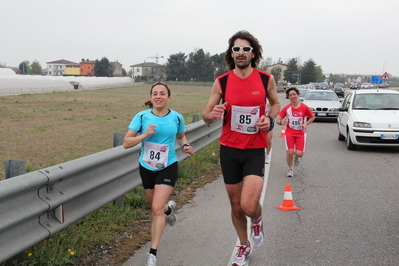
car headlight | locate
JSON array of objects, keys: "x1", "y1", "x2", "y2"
[
  {"x1": 330, "y1": 108, "x2": 339, "y2": 111},
  {"x1": 353, "y1": 121, "x2": 371, "y2": 128},
  {"x1": 310, "y1": 107, "x2": 316, "y2": 111}
]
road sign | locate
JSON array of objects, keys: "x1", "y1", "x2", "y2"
[
  {"x1": 381, "y1": 72, "x2": 390, "y2": 80},
  {"x1": 371, "y1": 75, "x2": 382, "y2": 84}
]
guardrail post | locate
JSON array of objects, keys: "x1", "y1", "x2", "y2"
[
  {"x1": 113, "y1": 133, "x2": 126, "y2": 206},
  {"x1": 192, "y1": 114, "x2": 200, "y2": 122},
  {"x1": 113, "y1": 132, "x2": 125, "y2": 147},
  {"x1": 5, "y1": 160, "x2": 25, "y2": 179},
  {"x1": 4, "y1": 160, "x2": 26, "y2": 265}
]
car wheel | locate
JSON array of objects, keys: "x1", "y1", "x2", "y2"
[
  {"x1": 346, "y1": 130, "x2": 356, "y2": 150},
  {"x1": 338, "y1": 124, "x2": 345, "y2": 141}
]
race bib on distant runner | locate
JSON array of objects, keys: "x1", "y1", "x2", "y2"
[
  {"x1": 289, "y1": 117, "x2": 303, "y2": 130},
  {"x1": 231, "y1": 105, "x2": 260, "y2": 134},
  {"x1": 143, "y1": 142, "x2": 169, "y2": 169}
]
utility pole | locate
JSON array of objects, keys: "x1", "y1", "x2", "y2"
[{"x1": 147, "y1": 53, "x2": 164, "y2": 64}]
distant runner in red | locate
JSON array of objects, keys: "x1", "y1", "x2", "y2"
[{"x1": 276, "y1": 87, "x2": 315, "y2": 177}]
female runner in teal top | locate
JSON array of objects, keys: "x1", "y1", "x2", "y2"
[{"x1": 123, "y1": 82, "x2": 194, "y2": 265}]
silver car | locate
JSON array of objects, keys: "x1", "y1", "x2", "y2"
[
  {"x1": 298, "y1": 88, "x2": 309, "y2": 101},
  {"x1": 360, "y1": 83, "x2": 372, "y2": 89},
  {"x1": 302, "y1": 90, "x2": 341, "y2": 119},
  {"x1": 337, "y1": 89, "x2": 399, "y2": 150}
]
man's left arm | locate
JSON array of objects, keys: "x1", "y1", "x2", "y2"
[
  {"x1": 266, "y1": 74, "x2": 281, "y2": 119},
  {"x1": 257, "y1": 74, "x2": 281, "y2": 131}
]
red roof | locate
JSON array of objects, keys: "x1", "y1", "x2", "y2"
[{"x1": 47, "y1": 59, "x2": 78, "y2": 64}]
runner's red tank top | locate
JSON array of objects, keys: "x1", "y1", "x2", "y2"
[{"x1": 218, "y1": 69, "x2": 269, "y2": 149}]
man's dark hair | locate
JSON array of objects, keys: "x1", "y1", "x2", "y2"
[{"x1": 224, "y1": 30, "x2": 263, "y2": 70}]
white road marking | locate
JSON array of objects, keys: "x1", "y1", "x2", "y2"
[{"x1": 228, "y1": 150, "x2": 271, "y2": 266}]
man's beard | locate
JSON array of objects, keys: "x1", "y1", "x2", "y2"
[
  {"x1": 235, "y1": 58, "x2": 251, "y2": 69},
  {"x1": 236, "y1": 62, "x2": 251, "y2": 69}
]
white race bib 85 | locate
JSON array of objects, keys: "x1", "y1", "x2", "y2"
[{"x1": 230, "y1": 105, "x2": 260, "y2": 134}]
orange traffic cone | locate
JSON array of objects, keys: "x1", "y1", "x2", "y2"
[
  {"x1": 276, "y1": 184, "x2": 301, "y2": 211},
  {"x1": 279, "y1": 126, "x2": 286, "y2": 137}
]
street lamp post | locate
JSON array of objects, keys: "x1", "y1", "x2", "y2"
[{"x1": 383, "y1": 60, "x2": 387, "y2": 73}]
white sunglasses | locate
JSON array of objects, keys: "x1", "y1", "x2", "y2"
[{"x1": 231, "y1": 46, "x2": 253, "y2": 53}]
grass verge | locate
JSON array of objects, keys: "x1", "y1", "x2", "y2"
[
  {"x1": 0, "y1": 83, "x2": 221, "y2": 265},
  {"x1": 2, "y1": 141, "x2": 220, "y2": 266}
]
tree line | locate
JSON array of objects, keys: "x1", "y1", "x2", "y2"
[
  {"x1": 163, "y1": 50, "x2": 326, "y2": 84},
  {"x1": 164, "y1": 49, "x2": 228, "y2": 82},
  {"x1": 14, "y1": 52, "x2": 327, "y2": 84},
  {"x1": 17, "y1": 60, "x2": 43, "y2": 75},
  {"x1": 282, "y1": 57, "x2": 326, "y2": 85}
]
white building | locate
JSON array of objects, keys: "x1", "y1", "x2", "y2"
[
  {"x1": 47, "y1": 59, "x2": 78, "y2": 76},
  {"x1": 130, "y1": 62, "x2": 166, "y2": 82}
]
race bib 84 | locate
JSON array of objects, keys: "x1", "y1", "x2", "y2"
[{"x1": 143, "y1": 142, "x2": 169, "y2": 169}]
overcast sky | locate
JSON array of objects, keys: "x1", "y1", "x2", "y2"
[{"x1": 1, "y1": 0, "x2": 398, "y2": 77}]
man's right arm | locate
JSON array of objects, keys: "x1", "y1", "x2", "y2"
[{"x1": 202, "y1": 79, "x2": 222, "y2": 124}]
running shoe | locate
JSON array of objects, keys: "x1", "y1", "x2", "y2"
[
  {"x1": 286, "y1": 169, "x2": 294, "y2": 177},
  {"x1": 146, "y1": 253, "x2": 157, "y2": 266},
  {"x1": 265, "y1": 153, "x2": 270, "y2": 164},
  {"x1": 165, "y1": 200, "x2": 177, "y2": 226},
  {"x1": 294, "y1": 156, "x2": 300, "y2": 166},
  {"x1": 251, "y1": 218, "x2": 264, "y2": 247},
  {"x1": 231, "y1": 242, "x2": 252, "y2": 266}
]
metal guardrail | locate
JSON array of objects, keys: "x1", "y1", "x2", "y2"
[{"x1": 0, "y1": 119, "x2": 222, "y2": 263}]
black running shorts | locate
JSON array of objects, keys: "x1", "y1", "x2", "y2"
[
  {"x1": 220, "y1": 145, "x2": 265, "y2": 185},
  {"x1": 139, "y1": 162, "x2": 178, "y2": 190}
]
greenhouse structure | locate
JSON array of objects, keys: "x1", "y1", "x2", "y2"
[{"x1": 0, "y1": 68, "x2": 135, "y2": 95}]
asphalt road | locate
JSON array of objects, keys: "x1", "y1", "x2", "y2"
[{"x1": 124, "y1": 94, "x2": 399, "y2": 266}]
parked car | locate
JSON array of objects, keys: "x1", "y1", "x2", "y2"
[
  {"x1": 306, "y1": 83, "x2": 316, "y2": 90},
  {"x1": 378, "y1": 83, "x2": 389, "y2": 89},
  {"x1": 334, "y1": 83, "x2": 344, "y2": 88},
  {"x1": 297, "y1": 88, "x2": 309, "y2": 101},
  {"x1": 361, "y1": 83, "x2": 372, "y2": 89},
  {"x1": 337, "y1": 89, "x2": 399, "y2": 150},
  {"x1": 302, "y1": 90, "x2": 341, "y2": 120},
  {"x1": 318, "y1": 82, "x2": 329, "y2": 90},
  {"x1": 309, "y1": 82, "x2": 320, "y2": 89},
  {"x1": 333, "y1": 86, "x2": 345, "y2": 97},
  {"x1": 350, "y1": 83, "x2": 360, "y2": 90}
]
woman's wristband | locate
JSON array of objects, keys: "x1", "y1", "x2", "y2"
[{"x1": 182, "y1": 143, "x2": 191, "y2": 151}]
